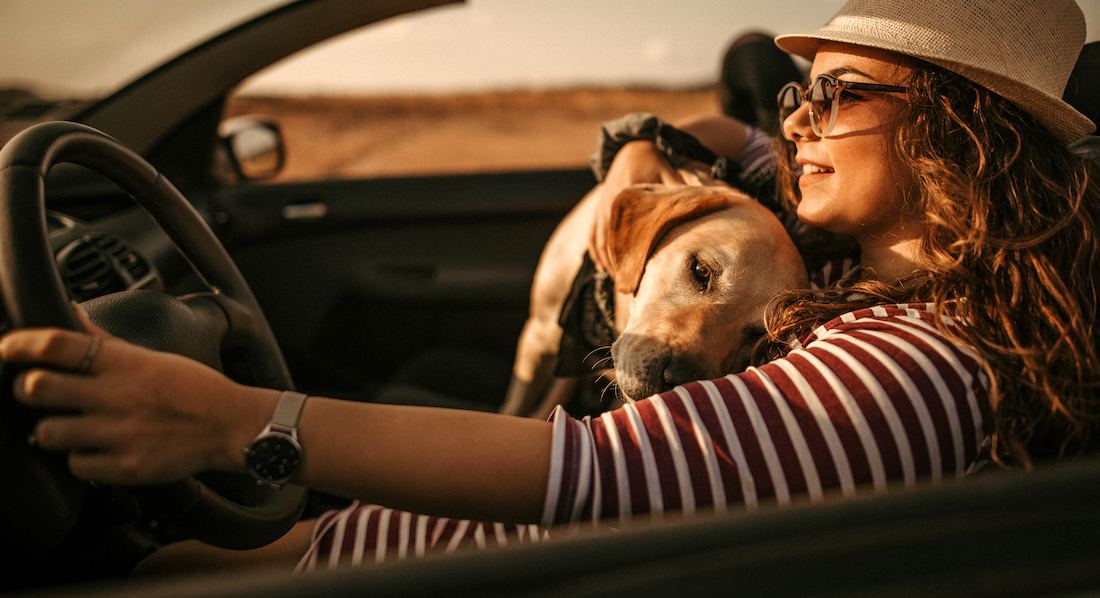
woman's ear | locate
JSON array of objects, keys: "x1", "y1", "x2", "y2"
[{"x1": 605, "y1": 184, "x2": 735, "y2": 295}]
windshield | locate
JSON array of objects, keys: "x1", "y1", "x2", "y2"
[
  {"x1": 5, "y1": 1, "x2": 1099, "y2": 103},
  {"x1": 0, "y1": 0, "x2": 292, "y2": 101},
  {"x1": 3, "y1": 0, "x2": 1098, "y2": 170}
]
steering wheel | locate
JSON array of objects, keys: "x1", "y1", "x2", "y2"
[{"x1": 0, "y1": 122, "x2": 308, "y2": 562}]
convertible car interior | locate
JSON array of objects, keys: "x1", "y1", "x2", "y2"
[{"x1": 2, "y1": 0, "x2": 1100, "y2": 595}]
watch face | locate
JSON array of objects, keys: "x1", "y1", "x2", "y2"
[{"x1": 246, "y1": 434, "x2": 302, "y2": 484}]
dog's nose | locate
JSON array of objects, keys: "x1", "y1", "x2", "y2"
[{"x1": 663, "y1": 356, "x2": 700, "y2": 388}]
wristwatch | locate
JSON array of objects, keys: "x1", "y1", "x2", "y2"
[{"x1": 244, "y1": 390, "x2": 308, "y2": 488}]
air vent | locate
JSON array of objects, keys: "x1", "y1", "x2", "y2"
[{"x1": 56, "y1": 234, "x2": 159, "y2": 302}]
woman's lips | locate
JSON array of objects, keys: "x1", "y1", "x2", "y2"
[{"x1": 798, "y1": 162, "x2": 834, "y2": 187}]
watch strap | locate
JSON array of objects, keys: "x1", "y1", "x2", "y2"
[{"x1": 270, "y1": 390, "x2": 308, "y2": 429}]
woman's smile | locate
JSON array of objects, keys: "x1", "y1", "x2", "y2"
[{"x1": 796, "y1": 159, "x2": 834, "y2": 187}]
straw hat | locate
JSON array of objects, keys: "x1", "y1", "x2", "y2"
[{"x1": 775, "y1": 0, "x2": 1095, "y2": 143}]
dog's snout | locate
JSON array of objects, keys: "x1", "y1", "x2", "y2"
[{"x1": 663, "y1": 356, "x2": 700, "y2": 388}]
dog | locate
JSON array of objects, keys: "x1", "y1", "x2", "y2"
[{"x1": 500, "y1": 181, "x2": 807, "y2": 418}]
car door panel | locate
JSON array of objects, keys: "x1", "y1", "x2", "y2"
[{"x1": 212, "y1": 168, "x2": 596, "y2": 403}]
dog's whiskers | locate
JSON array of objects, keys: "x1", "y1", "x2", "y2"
[
  {"x1": 583, "y1": 346, "x2": 613, "y2": 364},
  {"x1": 586, "y1": 344, "x2": 629, "y2": 403},
  {"x1": 591, "y1": 356, "x2": 614, "y2": 371},
  {"x1": 595, "y1": 375, "x2": 632, "y2": 405},
  {"x1": 586, "y1": 345, "x2": 614, "y2": 369}
]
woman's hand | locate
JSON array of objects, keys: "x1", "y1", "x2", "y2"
[
  {"x1": 0, "y1": 311, "x2": 553, "y2": 523},
  {"x1": 0, "y1": 308, "x2": 275, "y2": 485},
  {"x1": 587, "y1": 140, "x2": 687, "y2": 272},
  {"x1": 587, "y1": 140, "x2": 728, "y2": 272}
]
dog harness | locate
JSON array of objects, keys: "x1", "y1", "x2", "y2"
[{"x1": 555, "y1": 252, "x2": 617, "y2": 377}]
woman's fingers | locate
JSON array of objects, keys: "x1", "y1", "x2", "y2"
[
  {"x1": 20, "y1": 367, "x2": 233, "y2": 484},
  {"x1": 0, "y1": 321, "x2": 262, "y2": 484},
  {"x1": 31, "y1": 411, "x2": 117, "y2": 452},
  {"x1": 0, "y1": 302, "x2": 113, "y2": 374},
  {"x1": 18, "y1": 371, "x2": 144, "y2": 456},
  {"x1": 8, "y1": 331, "x2": 126, "y2": 411},
  {"x1": 588, "y1": 140, "x2": 689, "y2": 271},
  {"x1": 25, "y1": 409, "x2": 166, "y2": 484},
  {"x1": 588, "y1": 187, "x2": 613, "y2": 272},
  {"x1": 0, "y1": 327, "x2": 104, "y2": 374},
  {"x1": 14, "y1": 368, "x2": 94, "y2": 411}
]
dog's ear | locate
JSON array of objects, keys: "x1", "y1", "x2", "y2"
[{"x1": 606, "y1": 184, "x2": 735, "y2": 295}]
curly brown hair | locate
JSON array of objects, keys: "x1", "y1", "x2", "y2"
[{"x1": 759, "y1": 61, "x2": 1100, "y2": 468}]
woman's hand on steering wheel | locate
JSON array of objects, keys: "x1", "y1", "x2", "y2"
[{"x1": 0, "y1": 304, "x2": 275, "y2": 486}]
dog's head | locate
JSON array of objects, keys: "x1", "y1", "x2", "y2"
[{"x1": 605, "y1": 184, "x2": 808, "y2": 401}]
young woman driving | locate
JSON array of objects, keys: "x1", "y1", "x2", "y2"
[{"x1": 2, "y1": 0, "x2": 1097, "y2": 572}]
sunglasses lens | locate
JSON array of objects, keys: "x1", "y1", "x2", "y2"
[
  {"x1": 809, "y1": 76, "x2": 846, "y2": 137},
  {"x1": 810, "y1": 77, "x2": 835, "y2": 126},
  {"x1": 777, "y1": 84, "x2": 802, "y2": 119}
]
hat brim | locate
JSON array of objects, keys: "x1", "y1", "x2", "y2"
[{"x1": 776, "y1": 31, "x2": 1096, "y2": 143}]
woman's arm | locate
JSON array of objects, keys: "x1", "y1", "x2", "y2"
[
  {"x1": 672, "y1": 113, "x2": 751, "y2": 159},
  {"x1": 297, "y1": 396, "x2": 551, "y2": 523},
  {"x1": 546, "y1": 304, "x2": 991, "y2": 524},
  {"x1": 586, "y1": 140, "x2": 690, "y2": 272},
  {"x1": 0, "y1": 324, "x2": 552, "y2": 524},
  {"x1": 586, "y1": 116, "x2": 754, "y2": 272}
]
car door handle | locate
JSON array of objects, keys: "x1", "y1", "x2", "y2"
[{"x1": 282, "y1": 202, "x2": 328, "y2": 221}]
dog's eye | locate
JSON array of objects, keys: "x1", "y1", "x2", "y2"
[{"x1": 691, "y1": 257, "x2": 712, "y2": 288}]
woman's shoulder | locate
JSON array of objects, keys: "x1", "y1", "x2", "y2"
[{"x1": 789, "y1": 302, "x2": 978, "y2": 368}]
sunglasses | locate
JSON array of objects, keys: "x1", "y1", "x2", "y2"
[{"x1": 777, "y1": 74, "x2": 908, "y2": 137}]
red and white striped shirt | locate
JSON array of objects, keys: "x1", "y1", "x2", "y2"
[
  {"x1": 298, "y1": 300, "x2": 991, "y2": 571},
  {"x1": 541, "y1": 302, "x2": 989, "y2": 528}
]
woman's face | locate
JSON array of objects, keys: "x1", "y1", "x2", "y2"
[{"x1": 782, "y1": 42, "x2": 921, "y2": 249}]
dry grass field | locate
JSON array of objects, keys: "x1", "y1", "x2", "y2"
[{"x1": 225, "y1": 87, "x2": 721, "y2": 181}]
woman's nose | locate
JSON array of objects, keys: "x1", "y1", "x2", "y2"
[{"x1": 781, "y1": 100, "x2": 815, "y2": 141}]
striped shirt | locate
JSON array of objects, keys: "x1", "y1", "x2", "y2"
[
  {"x1": 298, "y1": 300, "x2": 990, "y2": 571},
  {"x1": 541, "y1": 302, "x2": 989, "y2": 527},
  {"x1": 739, "y1": 125, "x2": 774, "y2": 174},
  {"x1": 297, "y1": 504, "x2": 549, "y2": 571}
]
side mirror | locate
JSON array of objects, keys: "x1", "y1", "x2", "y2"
[{"x1": 219, "y1": 116, "x2": 285, "y2": 180}]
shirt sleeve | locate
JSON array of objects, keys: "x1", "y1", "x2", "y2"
[
  {"x1": 541, "y1": 304, "x2": 991, "y2": 527},
  {"x1": 297, "y1": 502, "x2": 550, "y2": 571}
]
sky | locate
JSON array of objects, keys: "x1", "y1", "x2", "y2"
[
  {"x1": 238, "y1": 0, "x2": 849, "y2": 95},
  {"x1": 2, "y1": 0, "x2": 1100, "y2": 98}
]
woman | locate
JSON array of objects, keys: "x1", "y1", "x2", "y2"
[{"x1": 2, "y1": 0, "x2": 1097, "y2": 572}]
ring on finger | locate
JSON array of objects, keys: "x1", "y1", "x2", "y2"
[{"x1": 77, "y1": 335, "x2": 102, "y2": 375}]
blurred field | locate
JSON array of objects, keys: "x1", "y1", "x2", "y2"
[{"x1": 225, "y1": 87, "x2": 720, "y2": 181}]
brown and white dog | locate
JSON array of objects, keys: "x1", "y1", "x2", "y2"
[{"x1": 500, "y1": 182, "x2": 807, "y2": 418}]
